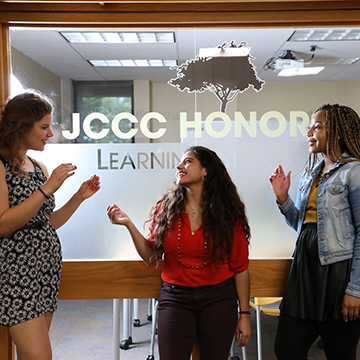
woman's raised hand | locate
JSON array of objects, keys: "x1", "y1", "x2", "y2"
[
  {"x1": 43, "y1": 163, "x2": 78, "y2": 195},
  {"x1": 269, "y1": 165, "x2": 291, "y2": 206},
  {"x1": 76, "y1": 175, "x2": 100, "y2": 200},
  {"x1": 107, "y1": 204, "x2": 130, "y2": 226}
]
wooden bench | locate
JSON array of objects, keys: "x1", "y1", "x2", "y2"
[{"x1": 0, "y1": 258, "x2": 291, "y2": 360}]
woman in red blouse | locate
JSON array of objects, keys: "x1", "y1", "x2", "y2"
[{"x1": 107, "y1": 146, "x2": 251, "y2": 360}]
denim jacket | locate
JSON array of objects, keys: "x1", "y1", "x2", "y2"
[{"x1": 278, "y1": 155, "x2": 360, "y2": 298}]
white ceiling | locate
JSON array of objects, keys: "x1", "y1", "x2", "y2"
[{"x1": 9, "y1": 27, "x2": 360, "y2": 84}]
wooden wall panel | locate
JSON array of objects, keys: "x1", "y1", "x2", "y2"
[
  {"x1": 58, "y1": 260, "x2": 164, "y2": 300},
  {"x1": 57, "y1": 259, "x2": 291, "y2": 300}
]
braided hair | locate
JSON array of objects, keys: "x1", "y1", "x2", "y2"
[{"x1": 307, "y1": 104, "x2": 360, "y2": 173}]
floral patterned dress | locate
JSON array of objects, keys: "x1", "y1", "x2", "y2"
[{"x1": 0, "y1": 157, "x2": 62, "y2": 327}]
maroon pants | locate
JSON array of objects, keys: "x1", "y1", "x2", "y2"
[{"x1": 157, "y1": 278, "x2": 238, "y2": 360}]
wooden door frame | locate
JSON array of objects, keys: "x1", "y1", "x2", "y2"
[{"x1": 1, "y1": 1, "x2": 360, "y2": 359}]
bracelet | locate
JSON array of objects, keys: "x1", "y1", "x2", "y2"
[
  {"x1": 239, "y1": 310, "x2": 251, "y2": 315},
  {"x1": 39, "y1": 187, "x2": 50, "y2": 200}
]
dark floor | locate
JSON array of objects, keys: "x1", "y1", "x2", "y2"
[{"x1": 49, "y1": 299, "x2": 332, "y2": 360}]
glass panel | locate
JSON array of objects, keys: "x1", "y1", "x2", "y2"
[
  {"x1": 72, "y1": 81, "x2": 133, "y2": 144},
  {"x1": 9, "y1": 26, "x2": 360, "y2": 260}
]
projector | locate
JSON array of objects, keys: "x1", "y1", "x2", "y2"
[{"x1": 275, "y1": 59, "x2": 304, "y2": 70}]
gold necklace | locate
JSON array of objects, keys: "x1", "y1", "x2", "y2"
[
  {"x1": 176, "y1": 217, "x2": 208, "y2": 270},
  {"x1": 187, "y1": 203, "x2": 201, "y2": 217}
]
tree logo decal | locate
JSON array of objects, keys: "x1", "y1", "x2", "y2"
[{"x1": 168, "y1": 41, "x2": 265, "y2": 113}]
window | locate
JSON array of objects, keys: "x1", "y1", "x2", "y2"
[{"x1": 73, "y1": 80, "x2": 133, "y2": 143}]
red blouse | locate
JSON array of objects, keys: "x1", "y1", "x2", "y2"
[{"x1": 146, "y1": 213, "x2": 249, "y2": 287}]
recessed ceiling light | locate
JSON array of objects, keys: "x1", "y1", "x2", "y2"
[
  {"x1": 61, "y1": 31, "x2": 175, "y2": 44},
  {"x1": 278, "y1": 67, "x2": 324, "y2": 77},
  {"x1": 88, "y1": 60, "x2": 177, "y2": 67},
  {"x1": 288, "y1": 29, "x2": 360, "y2": 41},
  {"x1": 199, "y1": 47, "x2": 251, "y2": 57}
]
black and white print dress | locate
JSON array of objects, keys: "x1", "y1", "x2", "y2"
[{"x1": 0, "y1": 157, "x2": 62, "y2": 327}]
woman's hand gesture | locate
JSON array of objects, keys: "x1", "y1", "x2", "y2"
[
  {"x1": 76, "y1": 175, "x2": 100, "y2": 201},
  {"x1": 43, "y1": 163, "x2": 77, "y2": 195},
  {"x1": 107, "y1": 204, "x2": 155, "y2": 266},
  {"x1": 107, "y1": 204, "x2": 130, "y2": 227},
  {"x1": 269, "y1": 165, "x2": 291, "y2": 206}
]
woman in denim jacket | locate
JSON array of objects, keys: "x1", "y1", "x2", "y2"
[{"x1": 269, "y1": 104, "x2": 360, "y2": 360}]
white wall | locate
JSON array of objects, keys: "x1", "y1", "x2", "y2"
[{"x1": 11, "y1": 48, "x2": 63, "y2": 124}]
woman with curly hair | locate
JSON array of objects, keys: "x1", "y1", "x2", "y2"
[
  {"x1": 0, "y1": 91, "x2": 100, "y2": 360},
  {"x1": 107, "y1": 146, "x2": 251, "y2": 360},
  {"x1": 269, "y1": 104, "x2": 360, "y2": 360}
]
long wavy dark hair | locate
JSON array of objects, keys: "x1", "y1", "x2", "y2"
[
  {"x1": 307, "y1": 104, "x2": 360, "y2": 173},
  {"x1": 148, "y1": 146, "x2": 250, "y2": 266},
  {"x1": 0, "y1": 90, "x2": 53, "y2": 175}
]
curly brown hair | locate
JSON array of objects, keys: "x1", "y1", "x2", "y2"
[
  {"x1": 307, "y1": 104, "x2": 360, "y2": 173},
  {"x1": 148, "y1": 146, "x2": 250, "y2": 266},
  {"x1": 0, "y1": 91, "x2": 53, "y2": 174}
]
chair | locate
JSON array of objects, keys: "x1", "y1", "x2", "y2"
[
  {"x1": 249, "y1": 297, "x2": 282, "y2": 360},
  {"x1": 230, "y1": 334, "x2": 247, "y2": 360},
  {"x1": 120, "y1": 298, "x2": 144, "y2": 350},
  {"x1": 147, "y1": 298, "x2": 158, "y2": 360}
]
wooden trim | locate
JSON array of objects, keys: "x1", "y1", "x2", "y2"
[
  {"x1": 58, "y1": 258, "x2": 291, "y2": 299},
  {"x1": 1, "y1": 1, "x2": 359, "y2": 9},
  {"x1": 1, "y1": 2, "x2": 360, "y2": 27},
  {"x1": 58, "y1": 260, "x2": 164, "y2": 299},
  {"x1": 249, "y1": 258, "x2": 291, "y2": 297},
  {"x1": 0, "y1": 23, "x2": 10, "y2": 104},
  {"x1": 0, "y1": 0, "x2": 359, "y2": 5},
  {"x1": 0, "y1": 258, "x2": 291, "y2": 360},
  {"x1": 0, "y1": 3, "x2": 355, "y2": 359},
  {"x1": 2, "y1": 12, "x2": 360, "y2": 28}
]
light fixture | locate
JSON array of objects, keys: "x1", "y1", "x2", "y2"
[
  {"x1": 60, "y1": 31, "x2": 175, "y2": 44},
  {"x1": 88, "y1": 60, "x2": 177, "y2": 67},
  {"x1": 288, "y1": 29, "x2": 360, "y2": 41},
  {"x1": 278, "y1": 67, "x2": 324, "y2": 77},
  {"x1": 198, "y1": 47, "x2": 251, "y2": 57},
  {"x1": 312, "y1": 58, "x2": 360, "y2": 65}
]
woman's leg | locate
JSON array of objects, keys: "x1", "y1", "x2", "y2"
[
  {"x1": 196, "y1": 279, "x2": 238, "y2": 360},
  {"x1": 319, "y1": 319, "x2": 360, "y2": 360},
  {"x1": 9, "y1": 312, "x2": 53, "y2": 360},
  {"x1": 197, "y1": 296, "x2": 238, "y2": 360},
  {"x1": 44, "y1": 311, "x2": 54, "y2": 331},
  {"x1": 274, "y1": 313, "x2": 319, "y2": 360},
  {"x1": 157, "y1": 284, "x2": 197, "y2": 360},
  {"x1": 157, "y1": 280, "x2": 238, "y2": 360}
]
